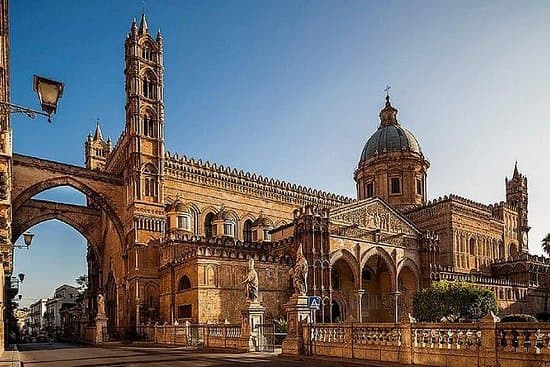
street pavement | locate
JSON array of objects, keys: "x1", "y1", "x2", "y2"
[{"x1": 16, "y1": 343, "x2": 308, "y2": 367}]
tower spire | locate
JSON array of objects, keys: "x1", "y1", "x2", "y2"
[
  {"x1": 94, "y1": 119, "x2": 103, "y2": 141},
  {"x1": 139, "y1": 12, "x2": 148, "y2": 34},
  {"x1": 513, "y1": 161, "x2": 520, "y2": 178}
]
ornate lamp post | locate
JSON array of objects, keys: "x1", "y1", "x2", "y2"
[{"x1": 0, "y1": 75, "x2": 64, "y2": 123}]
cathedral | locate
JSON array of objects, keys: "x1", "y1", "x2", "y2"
[{"x1": 80, "y1": 14, "x2": 549, "y2": 331}]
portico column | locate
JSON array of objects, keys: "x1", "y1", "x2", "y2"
[
  {"x1": 357, "y1": 289, "x2": 365, "y2": 323},
  {"x1": 392, "y1": 290, "x2": 401, "y2": 323}
]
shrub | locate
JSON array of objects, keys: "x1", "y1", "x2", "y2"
[
  {"x1": 536, "y1": 312, "x2": 550, "y2": 322},
  {"x1": 413, "y1": 280, "x2": 498, "y2": 322},
  {"x1": 501, "y1": 314, "x2": 538, "y2": 322}
]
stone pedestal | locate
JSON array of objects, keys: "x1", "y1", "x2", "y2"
[
  {"x1": 94, "y1": 315, "x2": 107, "y2": 344},
  {"x1": 282, "y1": 295, "x2": 311, "y2": 356},
  {"x1": 240, "y1": 301, "x2": 265, "y2": 351}
]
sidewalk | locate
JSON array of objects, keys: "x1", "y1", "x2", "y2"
[{"x1": 0, "y1": 345, "x2": 22, "y2": 367}]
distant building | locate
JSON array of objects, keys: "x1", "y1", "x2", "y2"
[
  {"x1": 28, "y1": 299, "x2": 47, "y2": 336},
  {"x1": 45, "y1": 285, "x2": 79, "y2": 332},
  {"x1": 13, "y1": 308, "x2": 29, "y2": 335}
]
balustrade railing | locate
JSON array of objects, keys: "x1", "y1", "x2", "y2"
[
  {"x1": 497, "y1": 323, "x2": 550, "y2": 354},
  {"x1": 412, "y1": 323, "x2": 481, "y2": 351}
]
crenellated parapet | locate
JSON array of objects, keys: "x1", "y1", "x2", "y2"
[
  {"x1": 164, "y1": 151, "x2": 353, "y2": 208},
  {"x1": 405, "y1": 193, "x2": 508, "y2": 222},
  {"x1": 159, "y1": 232, "x2": 295, "y2": 269}
]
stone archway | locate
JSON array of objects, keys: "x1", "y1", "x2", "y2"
[
  {"x1": 331, "y1": 257, "x2": 356, "y2": 322},
  {"x1": 360, "y1": 247, "x2": 396, "y2": 322},
  {"x1": 11, "y1": 158, "x2": 126, "y2": 329},
  {"x1": 396, "y1": 259, "x2": 421, "y2": 320},
  {"x1": 12, "y1": 175, "x2": 124, "y2": 246}
]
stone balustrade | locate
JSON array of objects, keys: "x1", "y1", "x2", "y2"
[
  {"x1": 136, "y1": 323, "x2": 248, "y2": 351},
  {"x1": 298, "y1": 316, "x2": 550, "y2": 367},
  {"x1": 498, "y1": 322, "x2": 550, "y2": 354},
  {"x1": 412, "y1": 323, "x2": 481, "y2": 351}
]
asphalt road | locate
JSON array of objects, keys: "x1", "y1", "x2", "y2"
[{"x1": 17, "y1": 343, "x2": 307, "y2": 367}]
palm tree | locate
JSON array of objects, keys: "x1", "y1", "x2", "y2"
[{"x1": 542, "y1": 234, "x2": 550, "y2": 257}]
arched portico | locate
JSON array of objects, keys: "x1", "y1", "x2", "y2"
[{"x1": 360, "y1": 247, "x2": 396, "y2": 322}]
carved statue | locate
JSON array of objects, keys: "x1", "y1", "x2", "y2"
[
  {"x1": 290, "y1": 243, "x2": 308, "y2": 296},
  {"x1": 242, "y1": 258, "x2": 259, "y2": 303},
  {"x1": 97, "y1": 293, "x2": 106, "y2": 316}
]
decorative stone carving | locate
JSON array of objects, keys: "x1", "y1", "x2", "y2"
[
  {"x1": 290, "y1": 244, "x2": 308, "y2": 296},
  {"x1": 97, "y1": 293, "x2": 106, "y2": 317},
  {"x1": 242, "y1": 258, "x2": 258, "y2": 303},
  {"x1": 330, "y1": 199, "x2": 418, "y2": 237}
]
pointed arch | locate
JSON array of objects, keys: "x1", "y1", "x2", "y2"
[
  {"x1": 360, "y1": 246, "x2": 396, "y2": 278},
  {"x1": 330, "y1": 249, "x2": 360, "y2": 285},
  {"x1": 396, "y1": 258, "x2": 421, "y2": 289},
  {"x1": 12, "y1": 176, "x2": 124, "y2": 250}
]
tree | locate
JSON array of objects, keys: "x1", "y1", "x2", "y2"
[
  {"x1": 76, "y1": 274, "x2": 88, "y2": 292},
  {"x1": 413, "y1": 280, "x2": 498, "y2": 322},
  {"x1": 75, "y1": 274, "x2": 88, "y2": 303},
  {"x1": 542, "y1": 234, "x2": 550, "y2": 257}
]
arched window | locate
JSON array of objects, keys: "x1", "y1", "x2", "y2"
[
  {"x1": 204, "y1": 212, "x2": 215, "y2": 238},
  {"x1": 142, "y1": 73, "x2": 157, "y2": 99},
  {"x1": 223, "y1": 221, "x2": 235, "y2": 237},
  {"x1": 331, "y1": 269, "x2": 341, "y2": 290},
  {"x1": 469, "y1": 238, "x2": 476, "y2": 255},
  {"x1": 243, "y1": 219, "x2": 253, "y2": 242},
  {"x1": 143, "y1": 164, "x2": 158, "y2": 198},
  {"x1": 509, "y1": 243, "x2": 518, "y2": 257},
  {"x1": 141, "y1": 46, "x2": 154, "y2": 61},
  {"x1": 142, "y1": 114, "x2": 155, "y2": 138},
  {"x1": 178, "y1": 275, "x2": 191, "y2": 291},
  {"x1": 177, "y1": 214, "x2": 191, "y2": 231}
]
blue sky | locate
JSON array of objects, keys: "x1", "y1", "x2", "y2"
[{"x1": 9, "y1": 0, "x2": 550, "y2": 306}]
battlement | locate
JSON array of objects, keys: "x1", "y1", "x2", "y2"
[
  {"x1": 164, "y1": 151, "x2": 353, "y2": 208},
  {"x1": 159, "y1": 230, "x2": 295, "y2": 269}
]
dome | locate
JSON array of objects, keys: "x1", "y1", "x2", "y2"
[
  {"x1": 359, "y1": 96, "x2": 423, "y2": 162},
  {"x1": 360, "y1": 125, "x2": 422, "y2": 161}
]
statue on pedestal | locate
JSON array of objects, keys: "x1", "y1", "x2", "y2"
[
  {"x1": 97, "y1": 293, "x2": 106, "y2": 317},
  {"x1": 242, "y1": 258, "x2": 259, "y2": 303},
  {"x1": 290, "y1": 244, "x2": 308, "y2": 296}
]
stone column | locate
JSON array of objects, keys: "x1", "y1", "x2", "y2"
[
  {"x1": 281, "y1": 295, "x2": 310, "y2": 356},
  {"x1": 399, "y1": 314, "x2": 414, "y2": 365},
  {"x1": 240, "y1": 300, "x2": 265, "y2": 351},
  {"x1": 357, "y1": 289, "x2": 365, "y2": 323},
  {"x1": 479, "y1": 311, "x2": 499, "y2": 367}
]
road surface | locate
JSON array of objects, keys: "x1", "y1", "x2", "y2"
[{"x1": 17, "y1": 343, "x2": 306, "y2": 367}]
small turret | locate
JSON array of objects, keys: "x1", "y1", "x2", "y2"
[{"x1": 84, "y1": 120, "x2": 111, "y2": 171}]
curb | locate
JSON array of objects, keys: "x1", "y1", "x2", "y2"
[{"x1": 0, "y1": 344, "x2": 22, "y2": 367}]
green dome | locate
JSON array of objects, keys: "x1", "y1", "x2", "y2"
[
  {"x1": 359, "y1": 96, "x2": 423, "y2": 162},
  {"x1": 360, "y1": 125, "x2": 422, "y2": 161}
]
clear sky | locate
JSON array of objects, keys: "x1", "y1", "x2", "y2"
[{"x1": 9, "y1": 0, "x2": 550, "y2": 306}]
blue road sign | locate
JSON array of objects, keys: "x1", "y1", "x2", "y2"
[{"x1": 308, "y1": 296, "x2": 321, "y2": 309}]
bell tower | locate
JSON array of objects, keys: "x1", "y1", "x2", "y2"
[
  {"x1": 122, "y1": 13, "x2": 165, "y2": 326},
  {"x1": 124, "y1": 13, "x2": 164, "y2": 205},
  {"x1": 506, "y1": 162, "x2": 529, "y2": 251}
]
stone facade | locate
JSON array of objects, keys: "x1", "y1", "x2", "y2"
[{"x1": 1, "y1": 10, "x2": 548, "y2": 346}]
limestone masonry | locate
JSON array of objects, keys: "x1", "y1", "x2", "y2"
[{"x1": 3, "y1": 11, "x2": 549, "y2": 340}]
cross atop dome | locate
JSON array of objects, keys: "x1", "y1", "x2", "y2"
[{"x1": 379, "y1": 86, "x2": 399, "y2": 128}]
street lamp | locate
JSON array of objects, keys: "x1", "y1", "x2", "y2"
[
  {"x1": 0, "y1": 74, "x2": 64, "y2": 123},
  {"x1": 13, "y1": 232, "x2": 34, "y2": 250},
  {"x1": 18, "y1": 273, "x2": 25, "y2": 283}
]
